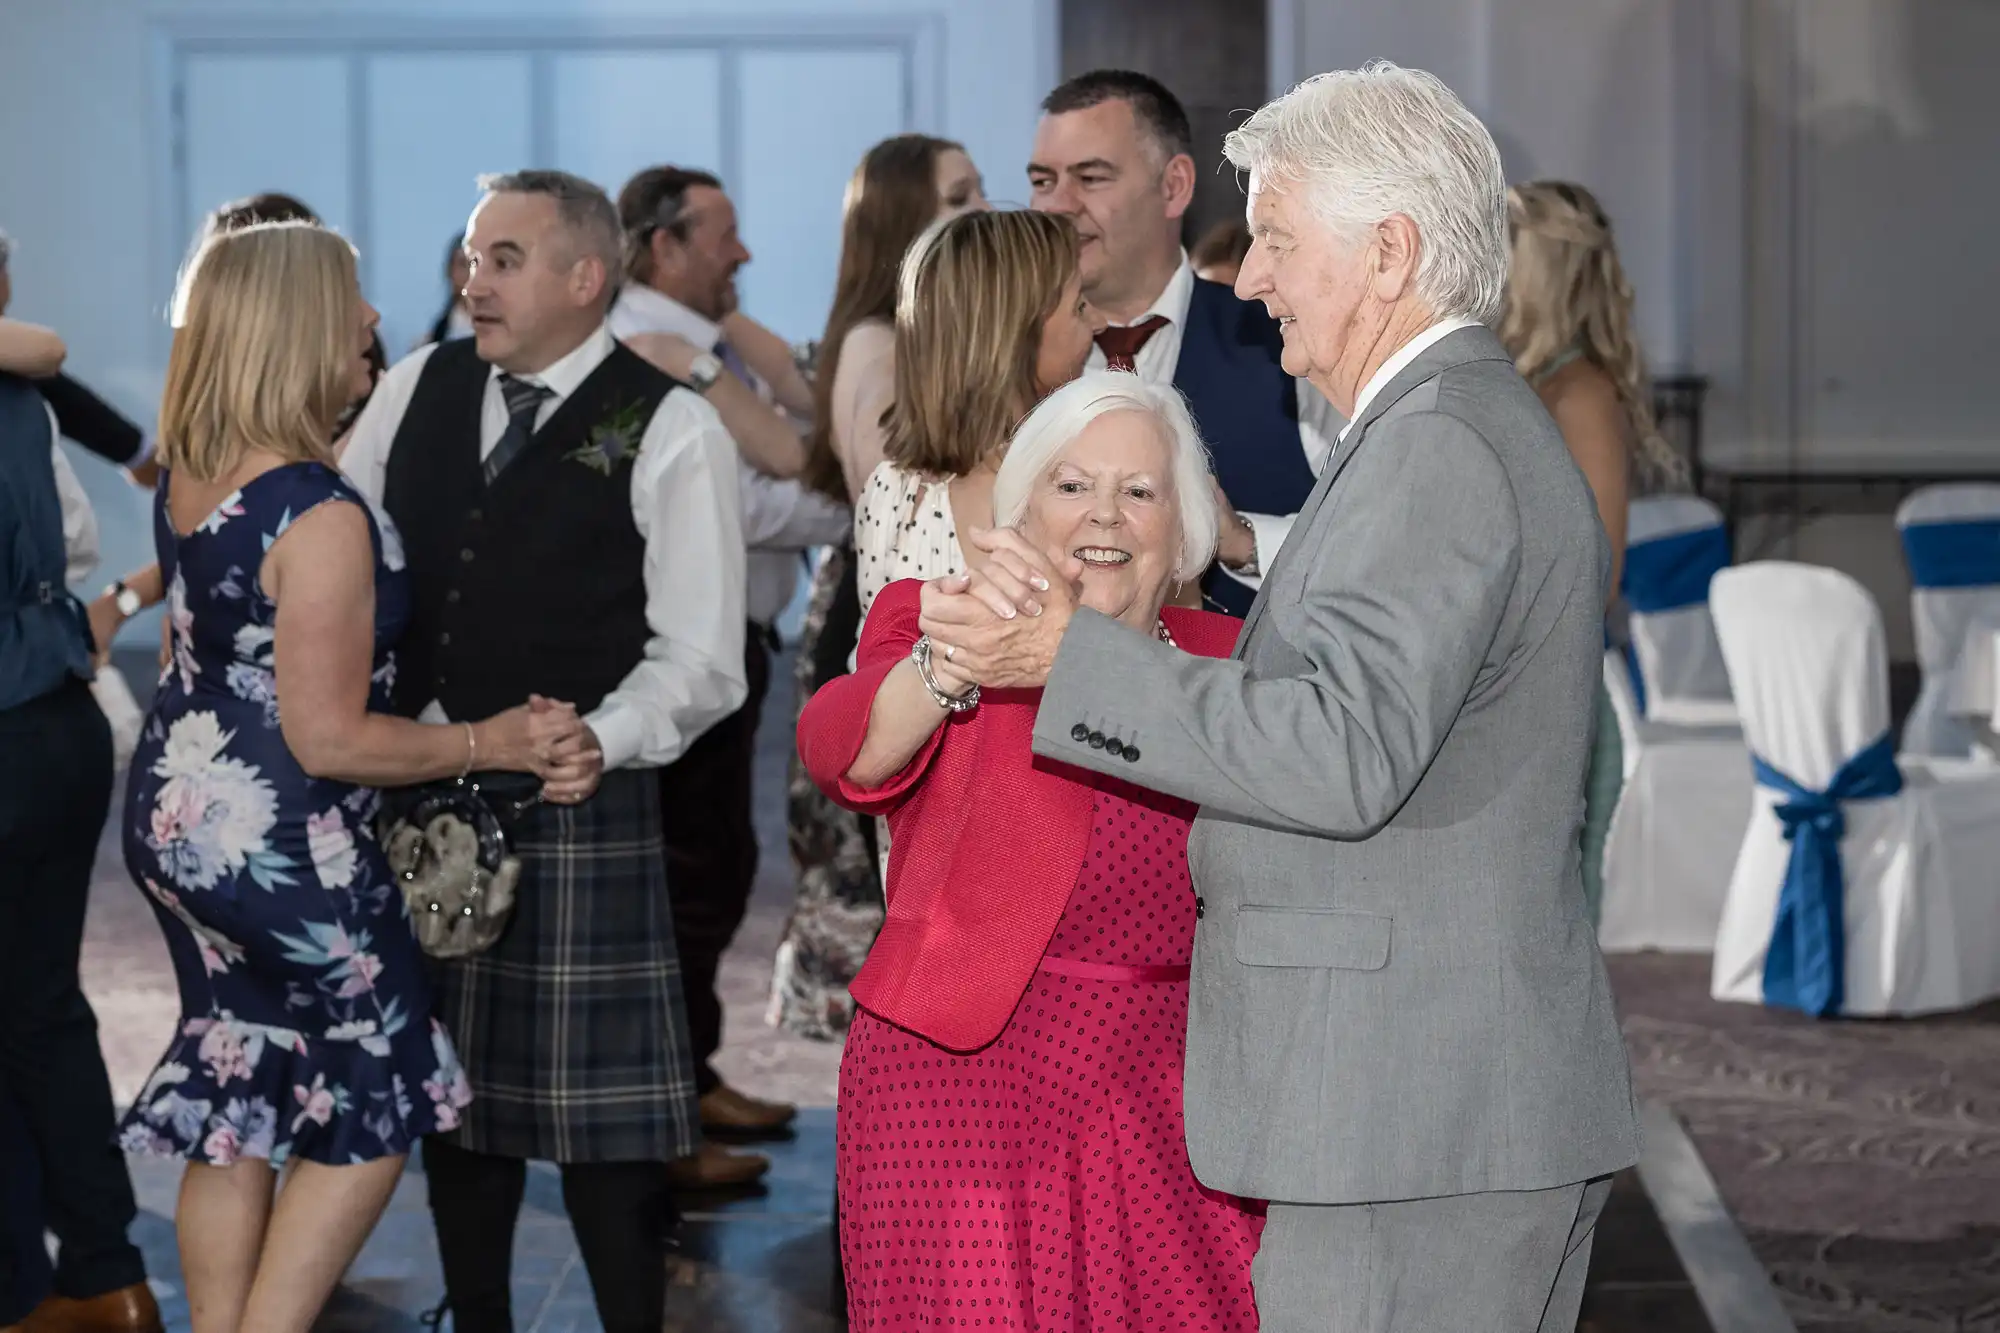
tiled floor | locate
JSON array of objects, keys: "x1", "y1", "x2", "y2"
[
  {"x1": 79, "y1": 648, "x2": 1725, "y2": 1330},
  {"x1": 123, "y1": 1117, "x2": 842, "y2": 1332},
  {"x1": 1579, "y1": 1172, "x2": 1717, "y2": 1333}
]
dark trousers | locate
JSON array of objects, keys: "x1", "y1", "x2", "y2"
[
  {"x1": 656, "y1": 628, "x2": 772, "y2": 1096},
  {"x1": 1, "y1": 1091, "x2": 54, "y2": 1324},
  {"x1": 423, "y1": 1137, "x2": 676, "y2": 1333},
  {"x1": 0, "y1": 679, "x2": 145, "y2": 1316}
]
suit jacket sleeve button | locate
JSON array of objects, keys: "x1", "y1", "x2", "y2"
[
  {"x1": 1122, "y1": 745, "x2": 1140, "y2": 763},
  {"x1": 1071, "y1": 723, "x2": 1091, "y2": 743},
  {"x1": 1087, "y1": 731, "x2": 1106, "y2": 750},
  {"x1": 1104, "y1": 738, "x2": 1125, "y2": 758}
]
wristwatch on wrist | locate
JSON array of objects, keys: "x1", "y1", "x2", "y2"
[
  {"x1": 683, "y1": 351, "x2": 723, "y2": 394},
  {"x1": 110, "y1": 581, "x2": 143, "y2": 618},
  {"x1": 1220, "y1": 511, "x2": 1260, "y2": 576}
]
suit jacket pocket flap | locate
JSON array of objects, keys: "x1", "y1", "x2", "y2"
[{"x1": 1234, "y1": 907, "x2": 1392, "y2": 970}]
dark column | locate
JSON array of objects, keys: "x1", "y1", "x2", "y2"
[{"x1": 1059, "y1": 0, "x2": 1269, "y2": 241}]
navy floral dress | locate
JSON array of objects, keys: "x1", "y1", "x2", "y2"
[{"x1": 118, "y1": 461, "x2": 471, "y2": 1167}]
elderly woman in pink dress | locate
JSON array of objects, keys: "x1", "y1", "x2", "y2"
[{"x1": 800, "y1": 372, "x2": 1263, "y2": 1329}]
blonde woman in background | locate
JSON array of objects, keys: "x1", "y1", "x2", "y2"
[{"x1": 1497, "y1": 179, "x2": 1685, "y2": 920}]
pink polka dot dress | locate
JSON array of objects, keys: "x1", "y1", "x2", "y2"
[{"x1": 836, "y1": 780, "x2": 1264, "y2": 1329}]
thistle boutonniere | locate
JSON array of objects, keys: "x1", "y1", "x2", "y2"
[{"x1": 566, "y1": 400, "x2": 647, "y2": 476}]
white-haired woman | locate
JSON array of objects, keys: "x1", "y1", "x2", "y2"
[
  {"x1": 1498, "y1": 179, "x2": 1685, "y2": 919},
  {"x1": 799, "y1": 372, "x2": 1262, "y2": 1328}
]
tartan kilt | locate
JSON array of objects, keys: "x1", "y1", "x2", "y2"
[{"x1": 427, "y1": 768, "x2": 700, "y2": 1163}]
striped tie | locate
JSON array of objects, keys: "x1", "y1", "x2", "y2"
[{"x1": 482, "y1": 374, "x2": 553, "y2": 484}]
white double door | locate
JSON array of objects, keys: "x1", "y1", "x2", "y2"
[{"x1": 176, "y1": 43, "x2": 912, "y2": 354}]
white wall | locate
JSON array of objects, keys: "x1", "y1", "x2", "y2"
[
  {"x1": 1273, "y1": 0, "x2": 2000, "y2": 660},
  {"x1": 0, "y1": 0, "x2": 1057, "y2": 645},
  {"x1": 1272, "y1": 0, "x2": 1683, "y2": 369}
]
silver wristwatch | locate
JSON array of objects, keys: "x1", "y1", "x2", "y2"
[
  {"x1": 1220, "y1": 510, "x2": 1259, "y2": 577},
  {"x1": 110, "y1": 581, "x2": 144, "y2": 618},
  {"x1": 911, "y1": 635, "x2": 979, "y2": 712},
  {"x1": 684, "y1": 350, "x2": 723, "y2": 394}
]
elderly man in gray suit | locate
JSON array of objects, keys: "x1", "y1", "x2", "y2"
[{"x1": 917, "y1": 62, "x2": 1640, "y2": 1331}]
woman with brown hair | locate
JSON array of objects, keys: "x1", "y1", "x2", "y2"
[
  {"x1": 1497, "y1": 179, "x2": 1685, "y2": 919},
  {"x1": 807, "y1": 134, "x2": 987, "y2": 505},
  {"x1": 853, "y1": 207, "x2": 1099, "y2": 616},
  {"x1": 772, "y1": 193, "x2": 1094, "y2": 1043},
  {"x1": 775, "y1": 135, "x2": 988, "y2": 1040},
  {"x1": 115, "y1": 222, "x2": 591, "y2": 1333}
]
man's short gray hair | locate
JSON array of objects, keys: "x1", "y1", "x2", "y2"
[
  {"x1": 1224, "y1": 62, "x2": 1509, "y2": 324},
  {"x1": 993, "y1": 372, "x2": 1220, "y2": 583},
  {"x1": 477, "y1": 169, "x2": 624, "y2": 292}
]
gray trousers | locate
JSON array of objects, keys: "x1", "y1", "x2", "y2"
[{"x1": 1254, "y1": 1175, "x2": 1613, "y2": 1332}]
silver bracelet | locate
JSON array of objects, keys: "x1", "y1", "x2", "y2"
[{"x1": 911, "y1": 635, "x2": 980, "y2": 713}]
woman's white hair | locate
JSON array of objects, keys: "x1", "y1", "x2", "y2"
[
  {"x1": 993, "y1": 372, "x2": 1219, "y2": 583},
  {"x1": 1224, "y1": 61, "x2": 1509, "y2": 324}
]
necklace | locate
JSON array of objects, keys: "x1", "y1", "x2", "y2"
[{"x1": 1157, "y1": 620, "x2": 1177, "y2": 648}]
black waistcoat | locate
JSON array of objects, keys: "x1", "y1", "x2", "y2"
[{"x1": 381, "y1": 338, "x2": 679, "y2": 722}]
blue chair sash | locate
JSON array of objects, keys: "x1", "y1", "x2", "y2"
[
  {"x1": 1751, "y1": 732, "x2": 1903, "y2": 1018},
  {"x1": 1622, "y1": 524, "x2": 1731, "y2": 614},
  {"x1": 1900, "y1": 519, "x2": 2000, "y2": 590},
  {"x1": 1619, "y1": 523, "x2": 1731, "y2": 713}
]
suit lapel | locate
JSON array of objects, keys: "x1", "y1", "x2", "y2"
[{"x1": 1231, "y1": 326, "x2": 1514, "y2": 656}]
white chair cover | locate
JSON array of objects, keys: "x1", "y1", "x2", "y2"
[
  {"x1": 1896, "y1": 483, "x2": 2000, "y2": 758},
  {"x1": 1708, "y1": 562, "x2": 2000, "y2": 1016},
  {"x1": 1621, "y1": 495, "x2": 1736, "y2": 726},
  {"x1": 1597, "y1": 651, "x2": 1752, "y2": 952}
]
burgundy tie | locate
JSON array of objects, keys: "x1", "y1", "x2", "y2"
[{"x1": 1095, "y1": 315, "x2": 1170, "y2": 373}]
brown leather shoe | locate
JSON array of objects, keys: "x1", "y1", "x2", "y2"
[
  {"x1": 699, "y1": 1083, "x2": 797, "y2": 1135},
  {"x1": 666, "y1": 1140, "x2": 771, "y2": 1190},
  {"x1": 22, "y1": 1284, "x2": 163, "y2": 1333}
]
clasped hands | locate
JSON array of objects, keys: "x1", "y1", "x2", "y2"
[
  {"x1": 918, "y1": 528, "x2": 1084, "y2": 693},
  {"x1": 519, "y1": 695, "x2": 603, "y2": 805}
]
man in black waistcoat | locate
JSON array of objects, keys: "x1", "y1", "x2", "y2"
[
  {"x1": 0, "y1": 372, "x2": 159, "y2": 1333},
  {"x1": 342, "y1": 170, "x2": 747, "y2": 1333}
]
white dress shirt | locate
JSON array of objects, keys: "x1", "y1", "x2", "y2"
[
  {"x1": 1088, "y1": 256, "x2": 1345, "y2": 589},
  {"x1": 340, "y1": 323, "x2": 748, "y2": 772},
  {"x1": 47, "y1": 405, "x2": 99, "y2": 586},
  {"x1": 608, "y1": 285, "x2": 850, "y2": 626},
  {"x1": 1340, "y1": 318, "x2": 1484, "y2": 442}
]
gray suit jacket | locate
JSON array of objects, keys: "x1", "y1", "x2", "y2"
[{"x1": 1032, "y1": 326, "x2": 1640, "y2": 1205}]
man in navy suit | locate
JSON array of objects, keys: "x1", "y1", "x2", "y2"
[{"x1": 1029, "y1": 70, "x2": 1346, "y2": 616}]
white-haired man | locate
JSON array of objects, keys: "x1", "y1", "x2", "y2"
[{"x1": 918, "y1": 63, "x2": 1640, "y2": 1330}]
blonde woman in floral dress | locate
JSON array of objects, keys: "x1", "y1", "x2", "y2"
[{"x1": 117, "y1": 222, "x2": 590, "y2": 1333}]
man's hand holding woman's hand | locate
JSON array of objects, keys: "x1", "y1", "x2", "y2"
[
  {"x1": 918, "y1": 529, "x2": 1083, "y2": 691},
  {"x1": 479, "y1": 696, "x2": 605, "y2": 804},
  {"x1": 527, "y1": 695, "x2": 604, "y2": 805}
]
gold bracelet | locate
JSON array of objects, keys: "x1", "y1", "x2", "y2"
[{"x1": 458, "y1": 721, "x2": 476, "y2": 780}]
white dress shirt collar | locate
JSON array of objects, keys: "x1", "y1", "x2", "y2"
[
  {"x1": 609, "y1": 284, "x2": 721, "y2": 350},
  {"x1": 1107, "y1": 251, "x2": 1195, "y2": 330},
  {"x1": 1340, "y1": 317, "x2": 1482, "y2": 440},
  {"x1": 496, "y1": 322, "x2": 618, "y2": 404}
]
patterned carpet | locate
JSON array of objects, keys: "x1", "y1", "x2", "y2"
[{"x1": 1610, "y1": 953, "x2": 2000, "y2": 1332}]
